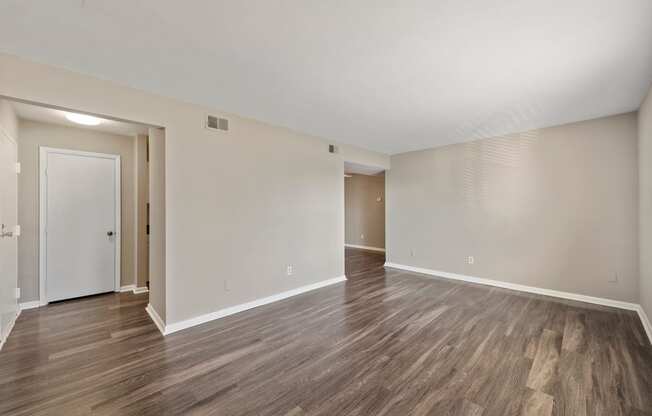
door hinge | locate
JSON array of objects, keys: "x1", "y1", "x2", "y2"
[{"x1": 15, "y1": 162, "x2": 21, "y2": 174}]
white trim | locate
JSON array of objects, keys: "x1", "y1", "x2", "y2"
[
  {"x1": 19, "y1": 301, "x2": 44, "y2": 310},
  {"x1": 636, "y1": 306, "x2": 652, "y2": 346},
  {"x1": 385, "y1": 262, "x2": 652, "y2": 346},
  {"x1": 345, "y1": 244, "x2": 386, "y2": 253},
  {"x1": 145, "y1": 303, "x2": 166, "y2": 335},
  {"x1": 0, "y1": 309, "x2": 20, "y2": 352},
  {"x1": 20, "y1": 285, "x2": 149, "y2": 310},
  {"x1": 119, "y1": 285, "x2": 148, "y2": 294},
  {"x1": 384, "y1": 262, "x2": 640, "y2": 310},
  {"x1": 39, "y1": 147, "x2": 121, "y2": 305},
  {"x1": 158, "y1": 276, "x2": 347, "y2": 335},
  {"x1": 38, "y1": 148, "x2": 46, "y2": 304},
  {"x1": 114, "y1": 155, "x2": 122, "y2": 292}
]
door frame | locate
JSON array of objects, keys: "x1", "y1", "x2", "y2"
[{"x1": 39, "y1": 146, "x2": 121, "y2": 305}]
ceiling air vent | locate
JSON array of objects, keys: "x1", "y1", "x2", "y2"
[{"x1": 205, "y1": 115, "x2": 229, "y2": 132}]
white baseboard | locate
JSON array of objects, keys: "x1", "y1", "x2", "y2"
[
  {"x1": 18, "y1": 286, "x2": 147, "y2": 312},
  {"x1": 19, "y1": 301, "x2": 43, "y2": 310},
  {"x1": 345, "y1": 244, "x2": 386, "y2": 253},
  {"x1": 145, "y1": 303, "x2": 166, "y2": 335},
  {"x1": 120, "y1": 285, "x2": 148, "y2": 294},
  {"x1": 162, "y1": 275, "x2": 347, "y2": 335},
  {"x1": 0, "y1": 308, "x2": 20, "y2": 352},
  {"x1": 385, "y1": 261, "x2": 652, "y2": 346},
  {"x1": 384, "y1": 262, "x2": 640, "y2": 311},
  {"x1": 636, "y1": 306, "x2": 652, "y2": 346}
]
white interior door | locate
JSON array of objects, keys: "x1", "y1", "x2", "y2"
[{"x1": 41, "y1": 148, "x2": 120, "y2": 302}]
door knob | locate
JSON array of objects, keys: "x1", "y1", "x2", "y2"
[{"x1": 107, "y1": 231, "x2": 114, "y2": 236}]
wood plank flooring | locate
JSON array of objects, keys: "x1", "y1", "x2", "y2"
[{"x1": 1, "y1": 247, "x2": 651, "y2": 415}]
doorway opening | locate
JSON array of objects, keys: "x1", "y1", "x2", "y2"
[
  {"x1": 344, "y1": 161, "x2": 386, "y2": 277},
  {"x1": 1, "y1": 98, "x2": 165, "y2": 311}
]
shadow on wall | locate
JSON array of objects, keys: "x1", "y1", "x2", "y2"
[{"x1": 462, "y1": 130, "x2": 540, "y2": 213}]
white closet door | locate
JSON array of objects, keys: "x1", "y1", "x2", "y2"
[{"x1": 44, "y1": 149, "x2": 119, "y2": 302}]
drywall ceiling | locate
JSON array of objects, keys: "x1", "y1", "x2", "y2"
[
  {"x1": 344, "y1": 162, "x2": 385, "y2": 176},
  {"x1": 11, "y1": 101, "x2": 149, "y2": 136},
  {"x1": 1, "y1": 1, "x2": 651, "y2": 154}
]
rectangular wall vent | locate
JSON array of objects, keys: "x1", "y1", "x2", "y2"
[{"x1": 206, "y1": 115, "x2": 229, "y2": 132}]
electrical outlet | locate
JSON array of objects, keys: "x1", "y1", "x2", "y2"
[
  {"x1": 223, "y1": 279, "x2": 231, "y2": 292},
  {"x1": 467, "y1": 256, "x2": 474, "y2": 265},
  {"x1": 608, "y1": 273, "x2": 619, "y2": 283},
  {"x1": 15, "y1": 288, "x2": 20, "y2": 299},
  {"x1": 287, "y1": 265, "x2": 294, "y2": 276},
  {"x1": 360, "y1": 234, "x2": 365, "y2": 240},
  {"x1": 410, "y1": 249, "x2": 416, "y2": 257}
]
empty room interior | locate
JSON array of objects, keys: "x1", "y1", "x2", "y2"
[{"x1": 0, "y1": 2, "x2": 652, "y2": 415}]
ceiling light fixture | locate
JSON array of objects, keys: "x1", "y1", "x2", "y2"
[{"x1": 65, "y1": 112, "x2": 103, "y2": 126}]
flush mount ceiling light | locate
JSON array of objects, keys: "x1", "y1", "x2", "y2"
[{"x1": 65, "y1": 112, "x2": 103, "y2": 126}]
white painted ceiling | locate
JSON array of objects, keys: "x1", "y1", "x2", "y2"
[
  {"x1": 1, "y1": 1, "x2": 651, "y2": 154},
  {"x1": 344, "y1": 162, "x2": 385, "y2": 176},
  {"x1": 11, "y1": 101, "x2": 149, "y2": 136}
]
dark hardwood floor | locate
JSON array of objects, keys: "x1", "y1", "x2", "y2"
[{"x1": 1, "y1": 247, "x2": 651, "y2": 415}]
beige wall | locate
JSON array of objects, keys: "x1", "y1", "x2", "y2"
[
  {"x1": 17, "y1": 120, "x2": 137, "y2": 302},
  {"x1": 640, "y1": 85, "x2": 652, "y2": 318},
  {"x1": 134, "y1": 133, "x2": 149, "y2": 289},
  {"x1": 388, "y1": 113, "x2": 639, "y2": 303},
  {"x1": 148, "y1": 128, "x2": 165, "y2": 320},
  {"x1": 0, "y1": 53, "x2": 391, "y2": 325},
  {"x1": 0, "y1": 99, "x2": 18, "y2": 346},
  {"x1": 0, "y1": 99, "x2": 18, "y2": 139},
  {"x1": 345, "y1": 174, "x2": 385, "y2": 249}
]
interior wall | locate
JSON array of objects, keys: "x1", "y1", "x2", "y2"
[
  {"x1": 0, "y1": 99, "x2": 18, "y2": 138},
  {"x1": 17, "y1": 119, "x2": 137, "y2": 302},
  {"x1": 388, "y1": 113, "x2": 639, "y2": 303},
  {"x1": 134, "y1": 133, "x2": 149, "y2": 289},
  {"x1": 0, "y1": 53, "x2": 390, "y2": 326},
  {"x1": 640, "y1": 84, "x2": 652, "y2": 318},
  {"x1": 0, "y1": 54, "x2": 389, "y2": 324},
  {"x1": 148, "y1": 128, "x2": 165, "y2": 320},
  {"x1": 345, "y1": 174, "x2": 385, "y2": 249},
  {"x1": 0, "y1": 98, "x2": 18, "y2": 347}
]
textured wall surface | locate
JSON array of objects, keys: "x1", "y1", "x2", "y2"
[{"x1": 388, "y1": 113, "x2": 639, "y2": 302}]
